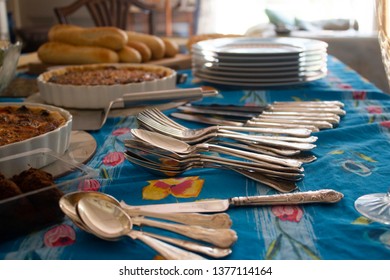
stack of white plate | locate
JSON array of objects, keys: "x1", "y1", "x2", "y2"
[{"x1": 192, "y1": 37, "x2": 328, "y2": 87}]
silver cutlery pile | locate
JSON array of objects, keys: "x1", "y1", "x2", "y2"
[
  {"x1": 60, "y1": 191, "x2": 236, "y2": 260},
  {"x1": 172, "y1": 101, "x2": 345, "y2": 132},
  {"x1": 60, "y1": 189, "x2": 343, "y2": 259},
  {"x1": 123, "y1": 100, "x2": 345, "y2": 192}
]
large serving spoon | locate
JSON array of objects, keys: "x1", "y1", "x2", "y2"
[
  {"x1": 130, "y1": 128, "x2": 305, "y2": 167},
  {"x1": 59, "y1": 193, "x2": 232, "y2": 258},
  {"x1": 60, "y1": 191, "x2": 233, "y2": 229},
  {"x1": 76, "y1": 196, "x2": 207, "y2": 260}
]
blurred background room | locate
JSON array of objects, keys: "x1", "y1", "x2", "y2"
[{"x1": 1, "y1": 0, "x2": 387, "y2": 91}]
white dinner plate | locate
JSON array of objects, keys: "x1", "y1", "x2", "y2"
[
  {"x1": 193, "y1": 67, "x2": 327, "y2": 83},
  {"x1": 192, "y1": 55, "x2": 327, "y2": 68},
  {"x1": 192, "y1": 48, "x2": 327, "y2": 62},
  {"x1": 192, "y1": 65, "x2": 327, "y2": 78},
  {"x1": 193, "y1": 71, "x2": 327, "y2": 87},
  {"x1": 192, "y1": 37, "x2": 328, "y2": 57},
  {"x1": 192, "y1": 59, "x2": 327, "y2": 72}
]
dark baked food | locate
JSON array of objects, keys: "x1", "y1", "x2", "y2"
[
  {"x1": 0, "y1": 168, "x2": 64, "y2": 242},
  {"x1": 47, "y1": 65, "x2": 167, "y2": 86},
  {"x1": 0, "y1": 104, "x2": 67, "y2": 147}
]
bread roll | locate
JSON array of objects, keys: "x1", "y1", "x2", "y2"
[
  {"x1": 126, "y1": 41, "x2": 152, "y2": 62},
  {"x1": 126, "y1": 31, "x2": 165, "y2": 60},
  {"x1": 162, "y1": 37, "x2": 179, "y2": 58},
  {"x1": 48, "y1": 24, "x2": 128, "y2": 51},
  {"x1": 38, "y1": 42, "x2": 119, "y2": 65},
  {"x1": 117, "y1": 46, "x2": 142, "y2": 63}
]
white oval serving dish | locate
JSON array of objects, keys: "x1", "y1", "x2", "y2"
[
  {"x1": 0, "y1": 102, "x2": 72, "y2": 162},
  {"x1": 37, "y1": 63, "x2": 177, "y2": 109}
]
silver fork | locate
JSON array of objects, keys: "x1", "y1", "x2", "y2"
[{"x1": 144, "y1": 108, "x2": 313, "y2": 138}]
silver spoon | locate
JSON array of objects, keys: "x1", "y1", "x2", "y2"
[
  {"x1": 76, "y1": 197, "x2": 207, "y2": 260},
  {"x1": 59, "y1": 193, "x2": 232, "y2": 258},
  {"x1": 124, "y1": 148, "x2": 304, "y2": 182},
  {"x1": 130, "y1": 128, "x2": 304, "y2": 168},
  {"x1": 61, "y1": 193, "x2": 239, "y2": 249},
  {"x1": 124, "y1": 150, "x2": 299, "y2": 193},
  {"x1": 60, "y1": 191, "x2": 233, "y2": 229},
  {"x1": 124, "y1": 139, "x2": 305, "y2": 175}
]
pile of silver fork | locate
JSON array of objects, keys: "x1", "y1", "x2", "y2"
[{"x1": 124, "y1": 101, "x2": 345, "y2": 193}]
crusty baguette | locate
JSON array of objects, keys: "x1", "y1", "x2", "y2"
[
  {"x1": 37, "y1": 41, "x2": 119, "y2": 65},
  {"x1": 162, "y1": 37, "x2": 179, "y2": 58},
  {"x1": 126, "y1": 31, "x2": 165, "y2": 60},
  {"x1": 117, "y1": 46, "x2": 142, "y2": 63},
  {"x1": 48, "y1": 24, "x2": 128, "y2": 51},
  {"x1": 126, "y1": 41, "x2": 152, "y2": 62}
]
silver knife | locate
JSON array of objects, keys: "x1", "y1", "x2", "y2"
[
  {"x1": 170, "y1": 112, "x2": 313, "y2": 137},
  {"x1": 122, "y1": 189, "x2": 343, "y2": 213},
  {"x1": 171, "y1": 112, "x2": 246, "y2": 126}
]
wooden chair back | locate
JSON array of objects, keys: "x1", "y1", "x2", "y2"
[{"x1": 54, "y1": 0, "x2": 157, "y2": 34}]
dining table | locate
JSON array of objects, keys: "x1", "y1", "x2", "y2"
[{"x1": 0, "y1": 54, "x2": 390, "y2": 261}]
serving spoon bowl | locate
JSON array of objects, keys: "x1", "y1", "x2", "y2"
[
  {"x1": 60, "y1": 192, "x2": 239, "y2": 250},
  {"x1": 60, "y1": 191, "x2": 233, "y2": 229},
  {"x1": 59, "y1": 193, "x2": 233, "y2": 258},
  {"x1": 76, "y1": 196, "x2": 207, "y2": 260}
]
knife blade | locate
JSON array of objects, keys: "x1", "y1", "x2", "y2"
[
  {"x1": 170, "y1": 112, "x2": 314, "y2": 137},
  {"x1": 177, "y1": 105, "x2": 259, "y2": 118},
  {"x1": 122, "y1": 189, "x2": 343, "y2": 213},
  {"x1": 171, "y1": 112, "x2": 246, "y2": 126}
]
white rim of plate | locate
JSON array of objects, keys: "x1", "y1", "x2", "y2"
[{"x1": 192, "y1": 37, "x2": 328, "y2": 56}]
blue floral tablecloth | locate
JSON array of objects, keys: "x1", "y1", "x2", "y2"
[{"x1": 1, "y1": 56, "x2": 390, "y2": 260}]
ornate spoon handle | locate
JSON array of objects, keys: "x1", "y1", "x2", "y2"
[
  {"x1": 132, "y1": 217, "x2": 238, "y2": 248},
  {"x1": 143, "y1": 232, "x2": 232, "y2": 258},
  {"x1": 229, "y1": 189, "x2": 344, "y2": 206},
  {"x1": 129, "y1": 231, "x2": 206, "y2": 260}
]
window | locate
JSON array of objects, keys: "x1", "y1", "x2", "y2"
[{"x1": 197, "y1": 0, "x2": 376, "y2": 35}]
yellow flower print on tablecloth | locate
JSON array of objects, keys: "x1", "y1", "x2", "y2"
[{"x1": 142, "y1": 176, "x2": 204, "y2": 200}]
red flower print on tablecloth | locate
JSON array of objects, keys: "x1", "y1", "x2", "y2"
[
  {"x1": 266, "y1": 205, "x2": 319, "y2": 259},
  {"x1": 271, "y1": 205, "x2": 303, "y2": 222},
  {"x1": 142, "y1": 176, "x2": 204, "y2": 200},
  {"x1": 44, "y1": 224, "x2": 76, "y2": 247},
  {"x1": 112, "y1": 127, "x2": 131, "y2": 136},
  {"x1": 338, "y1": 84, "x2": 353, "y2": 90},
  {"x1": 102, "y1": 151, "x2": 124, "y2": 166},
  {"x1": 380, "y1": 120, "x2": 390, "y2": 128},
  {"x1": 367, "y1": 105, "x2": 383, "y2": 114},
  {"x1": 78, "y1": 179, "x2": 101, "y2": 191},
  {"x1": 352, "y1": 91, "x2": 367, "y2": 100}
]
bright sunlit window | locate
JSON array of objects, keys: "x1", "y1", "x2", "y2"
[{"x1": 198, "y1": 0, "x2": 376, "y2": 35}]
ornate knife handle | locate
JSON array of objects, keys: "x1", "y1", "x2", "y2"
[{"x1": 229, "y1": 189, "x2": 344, "y2": 206}]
